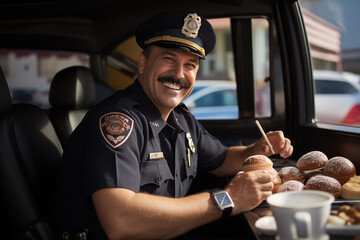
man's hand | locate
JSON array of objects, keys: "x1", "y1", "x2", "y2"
[
  {"x1": 253, "y1": 131, "x2": 293, "y2": 158},
  {"x1": 225, "y1": 169, "x2": 274, "y2": 215}
]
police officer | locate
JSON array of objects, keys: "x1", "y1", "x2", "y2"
[{"x1": 52, "y1": 10, "x2": 293, "y2": 239}]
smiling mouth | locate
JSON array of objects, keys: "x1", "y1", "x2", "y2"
[
  {"x1": 158, "y1": 76, "x2": 190, "y2": 91},
  {"x1": 163, "y1": 82, "x2": 181, "y2": 90}
]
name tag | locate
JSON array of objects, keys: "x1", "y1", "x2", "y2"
[{"x1": 149, "y1": 152, "x2": 164, "y2": 160}]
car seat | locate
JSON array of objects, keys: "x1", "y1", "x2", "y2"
[
  {"x1": 0, "y1": 66, "x2": 63, "y2": 239},
  {"x1": 48, "y1": 66, "x2": 96, "y2": 148}
]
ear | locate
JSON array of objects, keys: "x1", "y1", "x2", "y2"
[{"x1": 138, "y1": 53, "x2": 146, "y2": 74}]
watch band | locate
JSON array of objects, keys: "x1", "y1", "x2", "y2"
[
  {"x1": 221, "y1": 203, "x2": 232, "y2": 218},
  {"x1": 209, "y1": 189, "x2": 234, "y2": 219}
]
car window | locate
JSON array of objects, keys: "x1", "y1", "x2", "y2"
[
  {"x1": 187, "y1": 17, "x2": 271, "y2": 120},
  {"x1": 300, "y1": 0, "x2": 360, "y2": 126},
  {"x1": 315, "y1": 80, "x2": 358, "y2": 94},
  {"x1": 0, "y1": 49, "x2": 89, "y2": 108},
  {"x1": 194, "y1": 89, "x2": 237, "y2": 107}
]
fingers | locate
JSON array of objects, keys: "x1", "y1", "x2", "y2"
[
  {"x1": 260, "y1": 181, "x2": 274, "y2": 191},
  {"x1": 255, "y1": 170, "x2": 274, "y2": 183},
  {"x1": 266, "y1": 131, "x2": 293, "y2": 158},
  {"x1": 249, "y1": 171, "x2": 274, "y2": 202},
  {"x1": 280, "y1": 138, "x2": 293, "y2": 158},
  {"x1": 227, "y1": 170, "x2": 274, "y2": 213}
]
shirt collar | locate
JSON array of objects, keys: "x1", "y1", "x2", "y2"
[{"x1": 132, "y1": 79, "x2": 187, "y2": 136}]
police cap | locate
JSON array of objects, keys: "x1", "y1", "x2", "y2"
[{"x1": 136, "y1": 10, "x2": 216, "y2": 59}]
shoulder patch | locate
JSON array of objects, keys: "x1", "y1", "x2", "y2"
[{"x1": 99, "y1": 112, "x2": 134, "y2": 148}]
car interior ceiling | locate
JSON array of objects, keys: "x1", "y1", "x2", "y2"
[{"x1": 0, "y1": 0, "x2": 274, "y2": 53}]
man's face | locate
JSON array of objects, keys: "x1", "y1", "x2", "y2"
[{"x1": 138, "y1": 46, "x2": 199, "y2": 118}]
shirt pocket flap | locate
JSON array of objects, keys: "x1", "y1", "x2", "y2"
[{"x1": 140, "y1": 159, "x2": 174, "y2": 186}]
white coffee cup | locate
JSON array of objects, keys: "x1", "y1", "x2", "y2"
[{"x1": 267, "y1": 190, "x2": 334, "y2": 240}]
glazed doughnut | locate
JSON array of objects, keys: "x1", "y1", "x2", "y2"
[
  {"x1": 305, "y1": 175, "x2": 341, "y2": 198},
  {"x1": 277, "y1": 180, "x2": 305, "y2": 193},
  {"x1": 323, "y1": 156, "x2": 356, "y2": 185},
  {"x1": 296, "y1": 151, "x2": 328, "y2": 171},
  {"x1": 278, "y1": 166, "x2": 306, "y2": 184},
  {"x1": 243, "y1": 155, "x2": 273, "y2": 172},
  {"x1": 341, "y1": 176, "x2": 360, "y2": 200}
]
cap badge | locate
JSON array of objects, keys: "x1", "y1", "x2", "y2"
[{"x1": 182, "y1": 13, "x2": 201, "y2": 38}]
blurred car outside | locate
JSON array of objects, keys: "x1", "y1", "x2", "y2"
[
  {"x1": 183, "y1": 80, "x2": 238, "y2": 120},
  {"x1": 185, "y1": 72, "x2": 360, "y2": 125},
  {"x1": 314, "y1": 70, "x2": 360, "y2": 126},
  {"x1": 184, "y1": 80, "x2": 270, "y2": 120}
]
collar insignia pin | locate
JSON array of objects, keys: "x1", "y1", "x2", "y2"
[{"x1": 186, "y1": 132, "x2": 196, "y2": 153}]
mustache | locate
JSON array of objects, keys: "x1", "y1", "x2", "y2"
[{"x1": 157, "y1": 76, "x2": 190, "y2": 89}]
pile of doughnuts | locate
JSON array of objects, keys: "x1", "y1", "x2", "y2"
[
  {"x1": 296, "y1": 151, "x2": 357, "y2": 198},
  {"x1": 249, "y1": 150, "x2": 359, "y2": 199},
  {"x1": 328, "y1": 204, "x2": 360, "y2": 225},
  {"x1": 243, "y1": 155, "x2": 282, "y2": 193}
]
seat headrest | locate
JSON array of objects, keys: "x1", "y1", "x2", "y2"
[
  {"x1": 0, "y1": 66, "x2": 12, "y2": 115},
  {"x1": 49, "y1": 66, "x2": 96, "y2": 110}
]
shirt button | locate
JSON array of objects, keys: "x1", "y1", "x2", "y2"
[{"x1": 157, "y1": 175, "x2": 162, "y2": 182}]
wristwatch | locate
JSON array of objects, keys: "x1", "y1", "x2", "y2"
[{"x1": 209, "y1": 189, "x2": 234, "y2": 218}]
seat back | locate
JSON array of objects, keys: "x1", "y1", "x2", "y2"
[
  {"x1": 0, "y1": 66, "x2": 63, "y2": 239},
  {"x1": 49, "y1": 66, "x2": 96, "y2": 147}
]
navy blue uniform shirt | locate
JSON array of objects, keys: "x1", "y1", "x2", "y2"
[{"x1": 52, "y1": 80, "x2": 228, "y2": 239}]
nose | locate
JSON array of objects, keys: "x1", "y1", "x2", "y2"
[{"x1": 169, "y1": 62, "x2": 185, "y2": 80}]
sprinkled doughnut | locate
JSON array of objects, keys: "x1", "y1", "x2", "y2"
[
  {"x1": 277, "y1": 180, "x2": 305, "y2": 193},
  {"x1": 278, "y1": 166, "x2": 306, "y2": 184},
  {"x1": 323, "y1": 156, "x2": 356, "y2": 185},
  {"x1": 296, "y1": 151, "x2": 328, "y2": 171},
  {"x1": 305, "y1": 175, "x2": 341, "y2": 198},
  {"x1": 243, "y1": 155, "x2": 273, "y2": 172}
]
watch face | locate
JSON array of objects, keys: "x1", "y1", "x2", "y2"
[{"x1": 214, "y1": 192, "x2": 234, "y2": 210}]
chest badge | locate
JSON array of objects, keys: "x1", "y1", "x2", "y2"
[
  {"x1": 99, "y1": 112, "x2": 134, "y2": 148},
  {"x1": 186, "y1": 132, "x2": 196, "y2": 153}
]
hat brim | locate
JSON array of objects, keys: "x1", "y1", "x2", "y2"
[{"x1": 149, "y1": 42, "x2": 205, "y2": 59}]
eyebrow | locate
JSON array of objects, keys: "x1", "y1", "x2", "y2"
[{"x1": 162, "y1": 50, "x2": 199, "y2": 65}]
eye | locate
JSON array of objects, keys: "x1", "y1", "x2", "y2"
[
  {"x1": 163, "y1": 56, "x2": 174, "y2": 62},
  {"x1": 185, "y1": 62, "x2": 197, "y2": 70}
]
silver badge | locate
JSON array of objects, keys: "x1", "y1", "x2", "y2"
[
  {"x1": 181, "y1": 13, "x2": 201, "y2": 38},
  {"x1": 186, "y1": 132, "x2": 196, "y2": 153}
]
